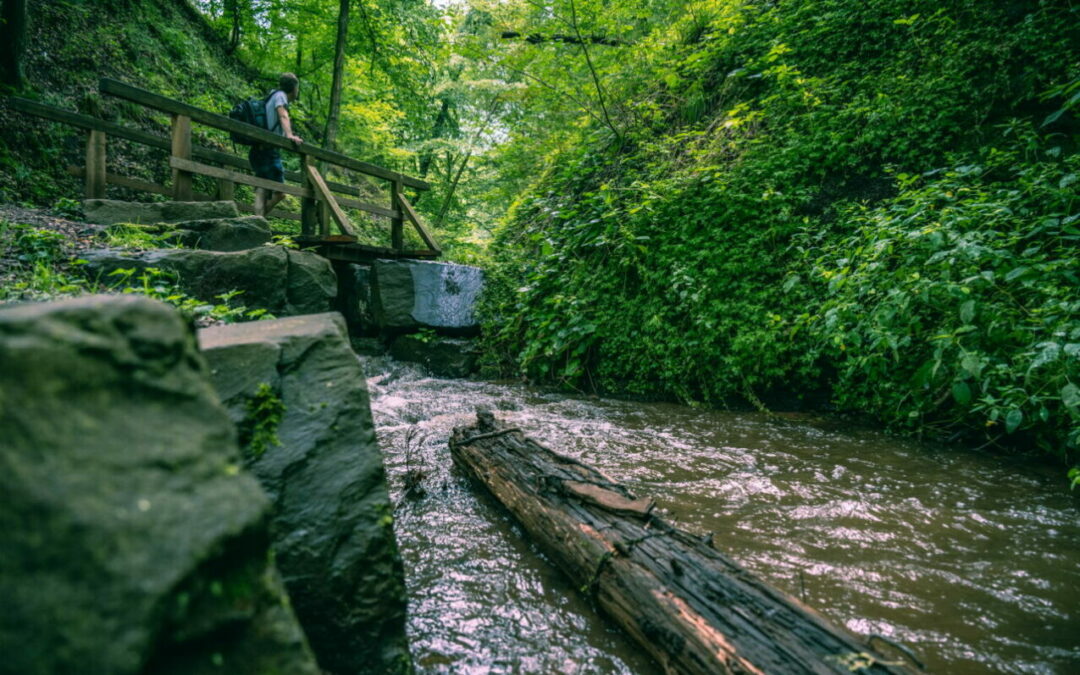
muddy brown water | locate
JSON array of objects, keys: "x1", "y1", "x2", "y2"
[{"x1": 366, "y1": 357, "x2": 1080, "y2": 674}]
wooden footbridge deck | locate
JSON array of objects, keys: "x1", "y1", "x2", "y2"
[{"x1": 8, "y1": 79, "x2": 440, "y2": 262}]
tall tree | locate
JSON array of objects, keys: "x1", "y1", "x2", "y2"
[
  {"x1": 323, "y1": 0, "x2": 351, "y2": 151},
  {"x1": 0, "y1": 0, "x2": 27, "y2": 89}
]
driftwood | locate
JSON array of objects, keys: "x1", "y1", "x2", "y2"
[{"x1": 450, "y1": 411, "x2": 913, "y2": 675}]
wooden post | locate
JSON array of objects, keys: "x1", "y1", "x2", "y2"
[
  {"x1": 216, "y1": 177, "x2": 235, "y2": 202},
  {"x1": 84, "y1": 130, "x2": 107, "y2": 199},
  {"x1": 300, "y1": 153, "x2": 319, "y2": 237},
  {"x1": 390, "y1": 180, "x2": 404, "y2": 251},
  {"x1": 170, "y1": 113, "x2": 193, "y2": 201}
]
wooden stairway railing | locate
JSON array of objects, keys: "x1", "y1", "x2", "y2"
[{"x1": 7, "y1": 79, "x2": 441, "y2": 258}]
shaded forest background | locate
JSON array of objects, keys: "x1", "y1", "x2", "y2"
[{"x1": 0, "y1": 0, "x2": 1077, "y2": 476}]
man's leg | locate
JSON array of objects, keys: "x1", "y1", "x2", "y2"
[
  {"x1": 254, "y1": 187, "x2": 267, "y2": 216},
  {"x1": 266, "y1": 190, "x2": 286, "y2": 214}
]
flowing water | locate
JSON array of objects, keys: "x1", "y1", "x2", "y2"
[{"x1": 366, "y1": 357, "x2": 1080, "y2": 674}]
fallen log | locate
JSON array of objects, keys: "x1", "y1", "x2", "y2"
[{"x1": 449, "y1": 411, "x2": 913, "y2": 675}]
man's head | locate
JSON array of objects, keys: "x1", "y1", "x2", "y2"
[{"x1": 279, "y1": 73, "x2": 300, "y2": 101}]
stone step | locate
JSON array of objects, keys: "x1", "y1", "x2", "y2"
[
  {"x1": 159, "y1": 215, "x2": 272, "y2": 252},
  {"x1": 83, "y1": 198, "x2": 239, "y2": 225},
  {"x1": 81, "y1": 246, "x2": 336, "y2": 317}
]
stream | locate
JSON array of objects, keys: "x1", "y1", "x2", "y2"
[{"x1": 366, "y1": 357, "x2": 1080, "y2": 674}]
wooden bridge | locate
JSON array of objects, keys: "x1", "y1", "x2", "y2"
[{"x1": 8, "y1": 79, "x2": 440, "y2": 263}]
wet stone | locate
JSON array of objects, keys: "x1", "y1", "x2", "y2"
[
  {"x1": 199, "y1": 313, "x2": 412, "y2": 675},
  {"x1": 371, "y1": 259, "x2": 483, "y2": 335},
  {"x1": 82, "y1": 199, "x2": 239, "y2": 225},
  {"x1": 0, "y1": 295, "x2": 319, "y2": 675}
]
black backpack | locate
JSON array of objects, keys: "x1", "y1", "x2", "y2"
[{"x1": 227, "y1": 90, "x2": 280, "y2": 145}]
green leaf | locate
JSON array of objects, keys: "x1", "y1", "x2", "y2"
[
  {"x1": 1062, "y1": 383, "x2": 1080, "y2": 412},
  {"x1": 1005, "y1": 408, "x2": 1023, "y2": 434},
  {"x1": 959, "y1": 300, "x2": 975, "y2": 324},
  {"x1": 951, "y1": 381, "x2": 972, "y2": 406}
]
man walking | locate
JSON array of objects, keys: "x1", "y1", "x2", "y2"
[{"x1": 251, "y1": 73, "x2": 303, "y2": 216}]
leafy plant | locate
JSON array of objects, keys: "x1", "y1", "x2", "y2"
[
  {"x1": 50, "y1": 197, "x2": 83, "y2": 219},
  {"x1": 240, "y1": 383, "x2": 285, "y2": 459},
  {"x1": 11, "y1": 225, "x2": 66, "y2": 264}
]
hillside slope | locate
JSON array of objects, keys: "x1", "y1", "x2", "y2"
[
  {"x1": 482, "y1": 0, "x2": 1080, "y2": 468},
  {"x1": 0, "y1": 0, "x2": 266, "y2": 205}
]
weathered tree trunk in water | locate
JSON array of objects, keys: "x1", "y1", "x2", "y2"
[
  {"x1": 0, "y1": 0, "x2": 27, "y2": 89},
  {"x1": 323, "y1": 0, "x2": 350, "y2": 151},
  {"x1": 449, "y1": 411, "x2": 911, "y2": 675}
]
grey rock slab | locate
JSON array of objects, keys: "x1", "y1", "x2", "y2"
[
  {"x1": 164, "y1": 215, "x2": 272, "y2": 252},
  {"x1": 389, "y1": 333, "x2": 479, "y2": 378},
  {"x1": 0, "y1": 294, "x2": 319, "y2": 675},
  {"x1": 83, "y1": 199, "x2": 239, "y2": 225},
  {"x1": 81, "y1": 246, "x2": 336, "y2": 317},
  {"x1": 371, "y1": 259, "x2": 483, "y2": 334},
  {"x1": 199, "y1": 313, "x2": 411, "y2": 675}
]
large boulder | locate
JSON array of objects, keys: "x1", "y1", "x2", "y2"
[
  {"x1": 371, "y1": 259, "x2": 483, "y2": 334},
  {"x1": 0, "y1": 295, "x2": 319, "y2": 675},
  {"x1": 199, "y1": 313, "x2": 411, "y2": 675},
  {"x1": 83, "y1": 199, "x2": 239, "y2": 225},
  {"x1": 161, "y1": 215, "x2": 273, "y2": 252},
  {"x1": 82, "y1": 246, "x2": 336, "y2": 317},
  {"x1": 389, "y1": 333, "x2": 479, "y2": 378}
]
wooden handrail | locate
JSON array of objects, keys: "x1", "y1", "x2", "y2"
[
  {"x1": 9, "y1": 97, "x2": 378, "y2": 200},
  {"x1": 99, "y1": 78, "x2": 430, "y2": 190}
]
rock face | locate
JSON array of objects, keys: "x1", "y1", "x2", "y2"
[
  {"x1": 82, "y1": 246, "x2": 336, "y2": 317},
  {"x1": 371, "y1": 259, "x2": 483, "y2": 334},
  {"x1": 336, "y1": 262, "x2": 377, "y2": 334},
  {"x1": 390, "y1": 334, "x2": 479, "y2": 378},
  {"x1": 83, "y1": 199, "x2": 239, "y2": 225},
  {"x1": 162, "y1": 215, "x2": 272, "y2": 252},
  {"x1": 0, "y1": 295, "x2": 319, "y2": 675},
  {"x1": 199, "y1": 313, "x2": 411, "y2": 675}
]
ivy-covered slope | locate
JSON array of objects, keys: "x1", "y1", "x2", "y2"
[
  {"x1": 0, "y1": 0, "x2": 263, "y2": 205},
  {"x1": 482, "y1": 0, "x2": 1079, "y2": 467}
]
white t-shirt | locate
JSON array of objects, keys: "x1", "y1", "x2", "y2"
[{"x1": 265, "y1": 90, "x2": 289, "y2": 135}]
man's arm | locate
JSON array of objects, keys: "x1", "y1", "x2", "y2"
[{"x1": 277, "y1": 106, "x2": 302, "y2": 144}]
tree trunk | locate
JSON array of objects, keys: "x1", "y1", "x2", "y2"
[
  {"x1": 0, "y1": 0, "x2": 27, "y2": 89},
  {"x1": 449, "y1": 411, "x2": 913, "y2": 675},
  {"x1": 323, "y1": 0, "x2": 350, "y2": 152}
]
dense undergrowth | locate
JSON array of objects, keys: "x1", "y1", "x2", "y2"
[{"x1": 481, "y1": 0, "x2": 1080, "y2": 473}]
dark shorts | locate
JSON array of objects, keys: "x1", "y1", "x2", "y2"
[{"x1": 249, "y1": 146, "x2": 284, "y2": 184}]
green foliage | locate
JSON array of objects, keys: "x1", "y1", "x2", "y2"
[
  {"x1": 101, "y1": 224, "x2": 179, "y2": 251},
  {"x1": 50, "y1": 197, "x2": 83, "y2": 220},
  {"x1": 103, "y1": 267, "x2": 274, "y2": 324},
  {"x1": 9, "y1": 224, "x2": 66, "y2": 265},
  {"x1": 241, "y1": 383, "x2": 285, "y2": 460},
  {"x1": 480, "y1": 0, "x2": 1080, "y2": 471},
  {"x1": 802, "y1": 135, "x2": 1079, "y2": 458}
]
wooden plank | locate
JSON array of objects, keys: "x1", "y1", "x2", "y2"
[
  {"x1": 99, "y1": 78, "x2": 431, "y2": 190},
  {"x1": 216, "y1": 177, "x2": 235, "y2": 201},
  {"x1": 300, "y1": 155, "x2": 319, "y2": 237},
  {"x1": 396, "y1": 192, "x2": 441, "y2": 253},
  {"x1": 449, "y1": 412, "x2": 911, "y2": 675},
  {"x1": 85, "y1": 130, "x2": 107, "y2": 199},
  {"x1": 390, "y1": 180, "x2": 404, "y2": 250},
  {"x1": 169, "y1": 157, "x2": 311, "y2": 199},
  {"x1": 335, "y1": 196, "x2": 399, "y2": 220},
  {"x1": 170, "y1": 114, "x2": 193, "y2": 200},
  {"x1": 68, "y1": 166, "x2": 210, "y2": 200},
  {"x1": 305, "y1": 163, "x2": 357, "y2": 236}
]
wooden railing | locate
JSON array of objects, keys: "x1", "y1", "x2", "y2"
[{"x1": 8, "y1": 78, "x2": 440, "y2": 257}]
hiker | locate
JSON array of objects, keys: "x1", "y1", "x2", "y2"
[{"x1": 251, "y1": 73, "x2": 303, "y2": 216}]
